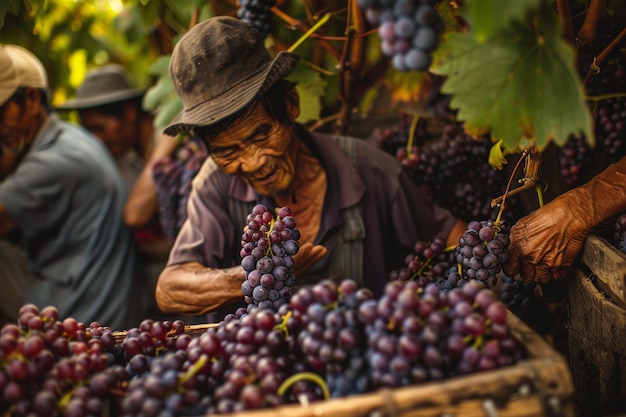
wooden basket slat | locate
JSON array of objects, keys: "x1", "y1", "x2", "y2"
[
  {"x1": 581, "y1": 234, "x2": 626, "y2": 307},
  {"x1": 112, "y1": 323, "x2": 217, "y2": 343}
]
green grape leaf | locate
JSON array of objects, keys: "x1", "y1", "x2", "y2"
[
  {"x1": 488, "y1": 139, "x2": 508, "y2": 170},
  {"x1": 143, "y1": 55, "x2": 182, "y2": 129},
  {"x1": 464, "y1": 0, "x2": 540, "y2": 42},
  {"x1": 287, "y1": 62, "x2": 327, "y2": 124},
  {"x1": 434, "y1": 4, "x2": 592, "y2": 151}
]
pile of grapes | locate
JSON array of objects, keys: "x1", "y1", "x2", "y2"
[
  {"x1": 0, "y1": 276, "x2": 525, "y2": 417},
  {"x1": 386, "y1": 222, "x2": 566, "y2": 333},
  {"x1": 152, "y1": 138, "x2": 209, "y2": 241}
]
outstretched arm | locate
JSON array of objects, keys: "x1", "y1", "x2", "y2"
[
  {"x1": 125, "y1": 134, "x2": 180, "y2": 228},
  {"x1": 155, "y1": 262, "x2": 245, "y2": 315},
  {"x1": 503, "y1": 156, "x2": 626, "y2": 282}
]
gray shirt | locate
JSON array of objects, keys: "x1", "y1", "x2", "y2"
[
  {"x1": 0, "y1": 114, "x2": 143, "y2": 330},
  {"x1": 168, "y1": 128, "x2": 457, "y2": 298}
]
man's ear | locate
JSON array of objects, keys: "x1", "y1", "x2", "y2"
[{"x1": 286, "y1": 87, "x2": 300, "y2": 121}]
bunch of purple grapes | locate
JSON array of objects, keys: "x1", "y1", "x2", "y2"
[
  {"x1": 120, "y1": 323, "x2": 224, "y2": 416},
  {"x1": 594, "y1": 97, "x2": 626, "y2": 164},
  {"x1": 557, "y1": 134, "x2": 594, "y2": 190},
  {"x1": 389, "y1": 235, "x2": 454, "y2": 288},
  {"x1": 291, "y1": 279, "x2": 374, "y2": 397},
  {"x1": 120, "y1": 318, "x2": 187, "y2": 367},
  {"x1": 455, "y1": 220, "x2": 511, "y2": 289},
  {"x1": 240, "y1": 204, "x2": 299, "y2": 311},
  {"x1": 370, "y1": 115, "x2": 524, "y2": 225},
  {"x1": 357, "y1": 280, "x2": 522, "y2": 388},
  {"x1": 237, "y1": 0, "x2": 277, "y2": 38},
  {"x1": 152, "y1": 138, "x2": 208, "y2": 241},
  {"x1": 0, "y1": 304, "x2": 129, "y2": 417},
  {"x1": 357, "y1": 0, "x2": 442, "y2": 72}
]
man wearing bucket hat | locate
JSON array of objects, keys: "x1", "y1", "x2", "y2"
[
  {"x1": 0, "y1": 44, "x2": 144, "y2": 329},
  {"x1": 154, "y1": 16, "x2": 467, "y2": 317},
  {"x1": 56, "y1": 64, "x2": 180, "y2": 233},
  {"x1": 56, "y1": 64, "x2": 198, "y2": 316}
]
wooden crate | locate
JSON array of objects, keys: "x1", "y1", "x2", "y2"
[
  {"x1": 565, "y1": 235, "x2": 626, "y2": 417},
  {"x1": 214, "y1": 312, "x2": 575, "y2": 417}
]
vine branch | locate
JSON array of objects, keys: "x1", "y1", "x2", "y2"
[{"x1": 582, "y1": 27, "x2": 626, "y2": 87}]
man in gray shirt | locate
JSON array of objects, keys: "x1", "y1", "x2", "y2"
[{"x1": 0, "y1": 44, "x2": 143, "y2": 330}]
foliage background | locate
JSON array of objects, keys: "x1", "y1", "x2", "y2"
[{"x1": 1, "y1": 0, "x2": 624, "y2": 195}]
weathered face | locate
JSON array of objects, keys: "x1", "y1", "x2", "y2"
[
  {"x1": 203, "y1": 101, "x2": 299, "y2": 196},
  {"x1": 0, "y1": 92, "x2": 38, "y2": 156},
  {"x1": 78, "y1": 104, "x2": 136, "y2": 158}
]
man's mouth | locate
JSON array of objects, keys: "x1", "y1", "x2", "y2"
[{"x1": 252, "y1": 166, "x2": 277, "y2": 183}]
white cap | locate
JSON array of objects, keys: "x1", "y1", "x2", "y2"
[{"x1": 0, "y1": 44, "x2": 48, "y2": 106}]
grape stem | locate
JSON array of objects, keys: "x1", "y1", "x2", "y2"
[
  {"x1": 273, "y1": 9, "x2": 341, "y2": 61},
  {"x1": 583, "y1": 27, "x2": 626, "y2": 87},
  {"x1": 287, "y1": 13, "x2": 332, "y2": 54},
  {"x1": 493, "y1": 149, "x2": 530, "y2": 225},
  {"x1": 575, "y1": 0, "x2": 605, "y2": 71},
  {"x1": 277, "y1": 371, "x2": 330, "y2": 400},
  {"x1": 405, "y1": 115, "x2": 420, "y2": 157},
  {"x1": 178, "y1": 354, "x2": 208, "y2": 389},
  {"x1": 492, "y1": 147, "x2": 544, "y2": 214},
  {"x1": 273, "y1": 310, "x2": 292, "y2": 337}
]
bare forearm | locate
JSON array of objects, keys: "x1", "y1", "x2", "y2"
[
  {"x1": 124, "y1": 169, "x2": 159, "y2": 227},
  {"x1": 125, "y1": 134, "x2": 180, "y2": 227},
  {"x1": 155, "y1": 262, "x2": 245, "y2": 315}
]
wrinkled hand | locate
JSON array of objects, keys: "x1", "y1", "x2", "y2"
[
  {"x1": 293, "y1": 242, "x2": 327, "y2": 278},
  {"x1": 503, "y1": 200, "x2": 588, "y2": 283}
]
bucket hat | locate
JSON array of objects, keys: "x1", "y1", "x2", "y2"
[
  {"x1": 56, "y1": 64, "x2": 144, "y2": 110},
  {"x1": 0, "y1": 44, "x2": 48, "y2": 106},
  {"x1": 163, "y1": 16, "x2": 299, "y2": 136}
]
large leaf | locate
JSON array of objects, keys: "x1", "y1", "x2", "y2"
[
  {"x1": 464, "y1": 0, "x2": 540, "y2": 42},
  {"x1": 143, "y1": 55, "x2": 182, "y2": 129},
  {"x1": 434, "y1": 3, "x2": 592, "y2": 151},
  {"x1": 287, "y1": 63, "x2": 327, "y2": 124}
]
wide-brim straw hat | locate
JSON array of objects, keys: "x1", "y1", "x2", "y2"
[
  {"x1": 163, "y1": 16, "x2": 299, "y2": 136},
  {"x1": 56, "y1": 64, "x2": 144, "y2": 110}
]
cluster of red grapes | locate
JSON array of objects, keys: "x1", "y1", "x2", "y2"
[
  {"x1": 557, "y1": 98, "x2": 626, "y2": 191},
  {"x1": 455, "y1": 220, "x2": 511, "y2": 289},
  {"x1": 0, "y1": 304, "x2": 129, "y2": 417},
  {"x1": 236, "y1": 0, "x2": 277, "y2": 38},
  {"x1": 290, "y1": 279, "x2": 374, "y2": 397},
  {"x1": 360, "y1": 280, "x2": 522, "y2": 387},
  {"x1": 356, "y1": 0, "x2": 442, "y2": 72},
  {"x1": 557, "y1": 134, "x2": 594, "y2": 189},
  {"x1": 370, "y1": 116, "x2": 525, "y2": 225},
  {"x1": 240, "y1": 204, "x2": 299, "y2": 310},
  {"x1": 120, "y1": 318, "x2": 187, "y2": 368},
  {"x1": 389, "y1": 222, "x2": 511, "y2": 292},
  {"x1": 120, "y1": 306, "x2": 319, "y2": 416},
  {"x1": 388, "y1": 235, "x2": 452, "y2": 285},
  {"x1": 152, "y1": 138, "x2": 208, "y2": 241},
  {"x1": 595, "y1": 98, "x2": 626, "y2": 164}
]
